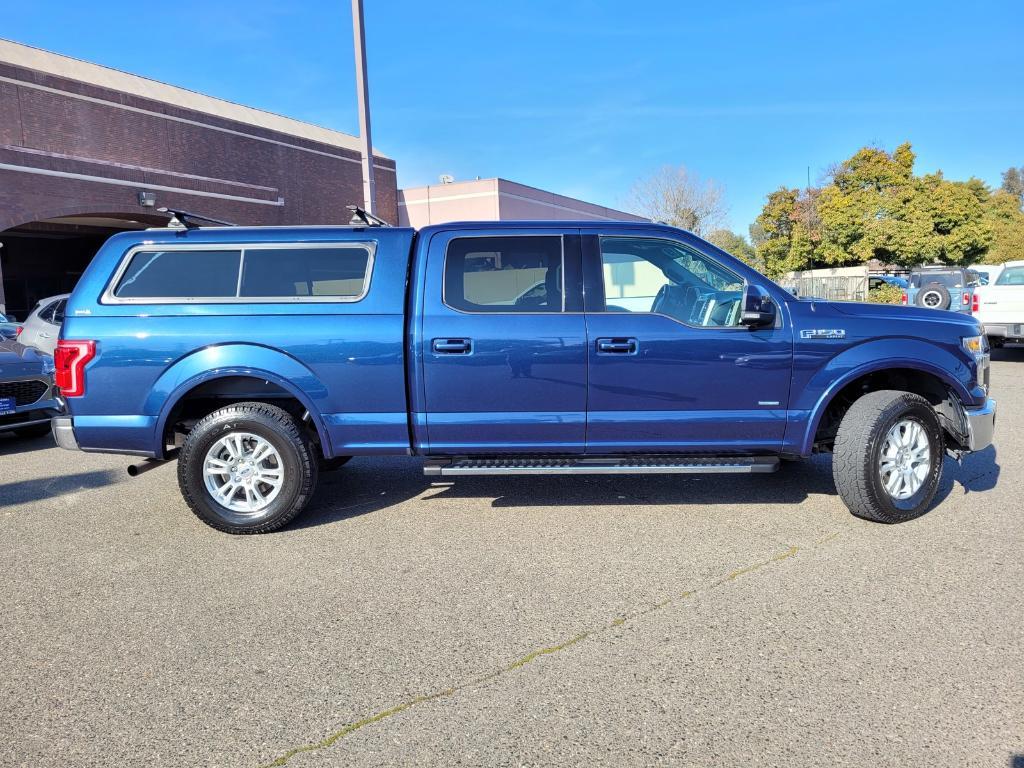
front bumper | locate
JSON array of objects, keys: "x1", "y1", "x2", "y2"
[
  {"x1": 964, "y1": 398, "x2": 996, "y2": 452},
  {"x1": 0, "y1": 403, "x2": 62, "y2": 433},
  {"x1": 51, "y1": 416, "x2": 80, "y2": 450}
]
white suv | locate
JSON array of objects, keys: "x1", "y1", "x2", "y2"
[
  {"x1": 973, "y1": 261, "x2": 1024, "y2": 347},
  {"x1": 17, "y1": 294, "x2": 68, "y2": 355}
]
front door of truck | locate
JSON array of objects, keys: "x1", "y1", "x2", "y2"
[
  {"x1": 417, "y1": 228, "x2": 587, "y2": 454},
  {"x1": 581, "y1": 229, "x2": 792, "y2": 454}
]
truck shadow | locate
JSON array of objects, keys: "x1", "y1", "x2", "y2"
[
  {"x1": 0, "y1": 431, "x2": 57, "y2": 456},
  {"x1": 295, "y1": 457, "x2": 827, "y2": 529},
  {"x1": 945, "y1": 445, "x2": 1000, "y2": 495},
  {"x1": 0, "y1": 468, "x2": 125, "y2": 509},
  {"x1": 296, "y1": 447, "x2": 1001, "y2": 530}
]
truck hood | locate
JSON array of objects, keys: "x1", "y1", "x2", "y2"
[
  {"x1": 816, "y1": 300, "x2": 982, "y2": 332},
  {"x1": 0, "y1": 340, "x2": 53, "y2": 379}
]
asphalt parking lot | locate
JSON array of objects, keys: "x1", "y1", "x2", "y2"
[{"x1": 2, "y1": 352, "x2": 1022, "y2": 768}]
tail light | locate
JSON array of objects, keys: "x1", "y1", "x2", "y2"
[
  {"x1": 901, "y1": 292, "x2": 908, "y2": 305},
  {"x1": 962, "y1": 292, "x2": 970, "y2": 306},
  {"x1": 972, "y1": 292, "x2": 980, "y2": 314},
  {"x1": 15, "y1": 326, "x2": 22, "y2": 336},
  {"x1": 54, "y1": 340, "x2": 96, "y2": 397}
]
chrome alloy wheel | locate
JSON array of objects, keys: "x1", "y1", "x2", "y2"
[
  {"x1": 878, "y1": 419, "x2": 931, "y2": 500},
  {"x1": 921, "y1": 290, "x2": 943, "y2": 308},
  {"x1": 202, "y1": 432, "x2": 284, "y2": 514}
]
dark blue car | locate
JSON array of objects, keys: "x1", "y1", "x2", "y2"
[
  {"x1": 50, "y1": 219, "x2": 996, "y2": 533},
  {"x1": 0, "y1": 340, "x2": 61, "y2": 438}
]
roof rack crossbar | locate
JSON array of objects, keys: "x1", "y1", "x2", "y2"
[
  {"x1": 157, "y1": 207, "x2": 237, "y2": 230},
  {"x1": 346, "y1": 205, "x2": 391, "y2": 227}
]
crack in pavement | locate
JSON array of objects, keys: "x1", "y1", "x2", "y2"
[{"x1": 260, "y1": 531, "x2": 843, "y2": 767}]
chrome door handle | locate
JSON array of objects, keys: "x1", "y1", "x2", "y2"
[
  {"x1": 596, "y1": 338, "x2": 638, "y2": 354},
  {"x1": 432, "y1": 338, "x2": 472, "y2": 354}
]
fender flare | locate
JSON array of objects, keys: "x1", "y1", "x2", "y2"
[
  {"x1": 148, "y1": 344, "x2": 331, "y2": 458},
  {"x1": 796, "y1": 352, "x2": 975, "y2": 456}
]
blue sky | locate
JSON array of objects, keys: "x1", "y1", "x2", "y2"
[{"x1": 5, "y1": 0, "x2": 1023, "y2": 233}]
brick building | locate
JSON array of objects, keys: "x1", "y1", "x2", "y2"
[{"x1": 0, "y1": 39, "x2": 396, "y2": 316}]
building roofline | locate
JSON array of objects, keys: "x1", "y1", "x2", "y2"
[{"x1": 0, "y1": 38, "x2": 388, "y2": 158}]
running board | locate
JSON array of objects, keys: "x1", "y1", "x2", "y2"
[{"x1": 423, "y1": 456, "x2": 780, "y2": 477}]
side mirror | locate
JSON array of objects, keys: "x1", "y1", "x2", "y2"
[{"x1": 740, "y1": 284, "x2": 776, "y2": 329}]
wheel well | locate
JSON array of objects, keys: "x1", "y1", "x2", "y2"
[
  {"x1": 812, "y1": 368, "x2": 956, "y2": 452},
  {"x1": 163, "y1": 376, "x2": 323, "y2": 455}
]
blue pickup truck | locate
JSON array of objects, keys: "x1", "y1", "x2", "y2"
[{"x1": 51, "y1": 217, "x2": 996, "y2": 533}]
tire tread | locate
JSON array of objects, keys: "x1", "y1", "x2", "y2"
[
  {"x1": 177, "y1": 401, "x2": 317, "y2": 534},
  {"x1": 833, "y1": 390, "x2": 943, "y2": 523}
]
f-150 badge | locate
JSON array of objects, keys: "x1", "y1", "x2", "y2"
[{"x1": 800, "y1": 329, "x2": 847, "y2": 339}]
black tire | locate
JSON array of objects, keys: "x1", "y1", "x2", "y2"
[
  {"x1": 12, "y1": 423, "x2": 52, "y2": 439},
  {"x1": 832, "y1": 390, "x2": 944, "y2": 523},
  {"x1": 320, "y1": 455, "x2": 353, "y2": 472},
  {"x1": 177, "y1": 402, "x2": 318, "y2": 534},
  {"x1": 915, "y1": 282, "x2": 951, "y2": 310}
]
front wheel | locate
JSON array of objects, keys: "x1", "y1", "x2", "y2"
[
  {"x1": 833, "y1": 390, "x2": 944, "y2": 523},
  {"x1": 178, "y1": 402, "x2": 318, "y2": 534}
]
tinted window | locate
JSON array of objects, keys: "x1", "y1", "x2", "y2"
[
  {"x1": 38, "y1": 300, "x2": 58, "y2": 323},
  {"x1": 444, "y1": 236, "x2": 563, "y2": 312},
  {"x1": 240, "y1": 246, "x2": 371, "y2": 298},
  {"x1": 600, "y1": 237, "x2": 744, "y2": 327},
  {"x1": 996, "y1": 266, "x2": 1024, "y2": 285},
  {"x1": 912, "y1": 271, "x2": 962, "y2": 289},
  {"x1": 115, "y1": 250, "x2": 241, "y2": 298}
]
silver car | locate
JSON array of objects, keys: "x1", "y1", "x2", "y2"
[{"x1": 17, "y1": 294, "x2": 69, "y2": 355}]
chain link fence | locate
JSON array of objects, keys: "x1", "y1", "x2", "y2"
[{"x1": 783, "y1": 267, "x2": 870, "y2": 301}]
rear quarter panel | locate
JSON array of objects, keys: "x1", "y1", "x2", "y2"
[{"x1": 63, "y1": 227, "x2": 414, "y2": 457}]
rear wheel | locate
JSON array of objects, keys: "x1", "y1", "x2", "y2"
[
  {"x1": 833, "y1": 390, "x2": 944, "y2": 523},
  {"x1": 178, "y1": 402, "x2": 318, "y2": 534}
]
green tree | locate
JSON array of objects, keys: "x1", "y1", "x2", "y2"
[
  {"x1": 817, "y1": 143, "x2": 917, "y2": 265},
  {"x1": 753, "y1": 187, "x2": 819, "y2": 277},
  {"x1": 910, "y1": 173, "x2": 991, "y2": 265},
  {"x1": 706, "y1": 229, "x2": 762, "y2": 271},
  {"x1": 813, "y1": 143, "x2": 990, "y2": 267},
  {"x1": 753, "y1": 144, "x2": 1018, "y2": 271},
  {"x1": 983, "y1": 191, "x2": 1024, "y2": 264}
]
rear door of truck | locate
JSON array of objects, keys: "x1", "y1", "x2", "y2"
[{"x1": 412, "y1": 226, "x2": 587, "y2": 454}]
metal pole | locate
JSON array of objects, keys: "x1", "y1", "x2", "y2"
[{"x1": 351, "y1": 0, "x2": 376, "y2": 214}]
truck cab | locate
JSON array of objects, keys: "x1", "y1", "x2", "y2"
[{"x1": 51, "y1": 219, "x2": 996, "y2": 533}]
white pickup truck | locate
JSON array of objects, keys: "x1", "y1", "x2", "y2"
[{"x1": 974, "y1": 260, "x2": 1024, "y2": 347}]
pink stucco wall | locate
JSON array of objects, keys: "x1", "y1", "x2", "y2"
[{"x1": 398, "y1": 178, "x2": 646, "y2": 227}]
